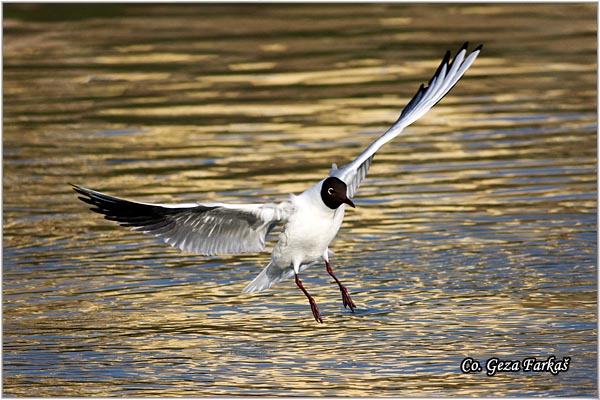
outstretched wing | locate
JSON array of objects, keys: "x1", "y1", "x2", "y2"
[
  {"x1": 72, "y1": 185, "x2": 293, "y2": 256},
  {"x1": 331, "y1": 42, "x2": 482, "y2": 198}
]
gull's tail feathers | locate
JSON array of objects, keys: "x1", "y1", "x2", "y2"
[
  {"x1": 242, "y1": 254, "x2": 331, "y2": 293},
  {"x1": 243, "y1": 262, "x2": 289, "y2": 293}
]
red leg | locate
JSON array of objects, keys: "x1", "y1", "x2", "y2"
[
  {"x1": 326, "y1": 261, "x2": 356, "y2": 312},
  {"x1": 295, "y1": 273, "x2": 323, "y2": 323}
]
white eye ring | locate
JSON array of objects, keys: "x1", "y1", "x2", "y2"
[{"x1": 327, "y1": 187, "x2": 334, "y2": 195}]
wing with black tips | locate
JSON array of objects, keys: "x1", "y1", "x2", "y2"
[
  {"x1": 72, "y1": 185, "x2": 293, "y2": 256},
  {"x1": 332, "y1": 42, "x2": 482, "y2": 198}
]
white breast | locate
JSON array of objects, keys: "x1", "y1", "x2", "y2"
[{"x1": 271, "y1": 182, "x2": 345, "y2": 268}]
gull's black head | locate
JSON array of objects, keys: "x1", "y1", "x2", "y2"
[{"x1": 320, "y1": 177, "x2": 355, "y2": 210}]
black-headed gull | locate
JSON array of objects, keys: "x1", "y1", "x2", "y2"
[{"x1": 73, "y1": 43, "x2": 481, "y2": 323}]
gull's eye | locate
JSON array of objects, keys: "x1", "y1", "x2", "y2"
[{"x1": 327, "y1": 187, "x2": 334, "y2": 196}]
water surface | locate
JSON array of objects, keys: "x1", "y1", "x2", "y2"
[{"x1": 3, "y1": 3, "x2": 597, "y2": 396}]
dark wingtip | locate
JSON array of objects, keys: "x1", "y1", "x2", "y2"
[
  {"x1": 71, "y1": 183, "x2": 85, "y2": 195},
  {"x1": 460, "y1": 41, "x2": 469, "y2": 52},
  {"x1": 474, "y1": 43, "x2": 483, "y2": 52},
  {"x1": 70, "y1": 183, "x2": 87, "y2": 193},
  {"x1": 439, "y1": 50, "x2": 451, "y2": 67},
  {"x1": 430, "y1": 51, "x2": 451, "y2": 85},
  {"x1": 77, "y1": 195, "x2": 94, "y2": 204},
  {"x1": 443, "y1": 49, "x2": 451, "y2": 62},
  {"x1": 72, "y1": 186, "x2": 93, "y2": 201}
]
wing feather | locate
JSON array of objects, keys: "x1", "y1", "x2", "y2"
[
  {"x1": 72, "y1": 185, "x2": 292, "y2": 256},
  {"x1": 332, "y1": 42, "x2": 482, "y2": 198}
]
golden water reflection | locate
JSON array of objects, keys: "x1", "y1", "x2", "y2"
[{"x1": 3, "y1": 2, "x2": 597, "y2": 397}]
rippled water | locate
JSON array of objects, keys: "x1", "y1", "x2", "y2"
[{"x1": 3, "y1": 3, "x2": 597, "y2": 397}]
